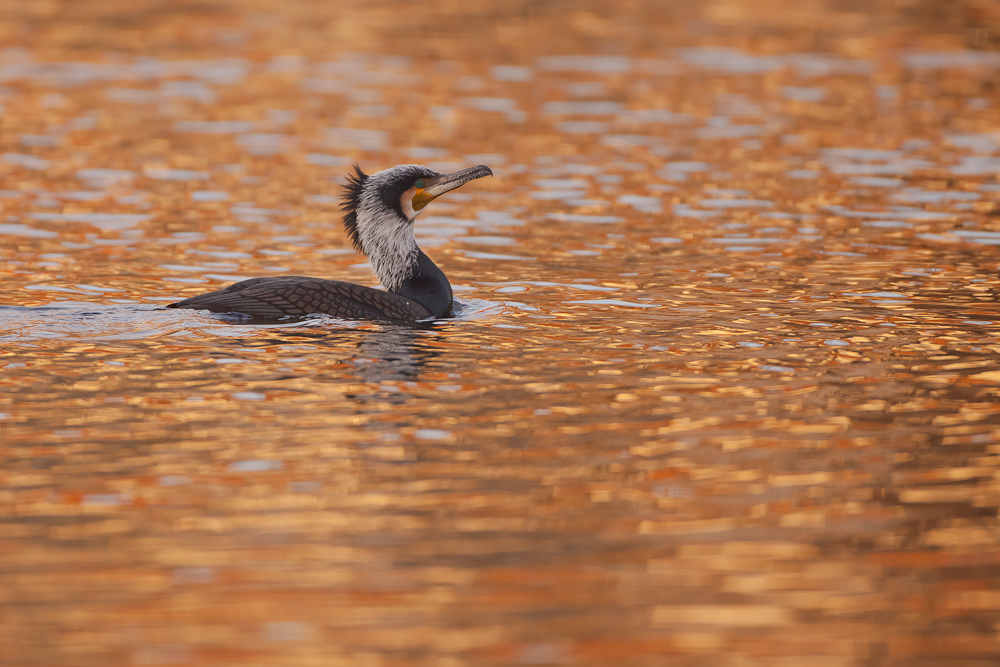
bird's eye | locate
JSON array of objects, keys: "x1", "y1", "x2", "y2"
[{"x1": 414, "y1": 179, "x2": 425, "y2": 189}]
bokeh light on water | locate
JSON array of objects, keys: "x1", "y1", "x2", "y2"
[{"x1": 2, "y1": 1, "x2": 1000, "y2": 665}]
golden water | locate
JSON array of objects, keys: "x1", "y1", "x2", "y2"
[{"x1": 2, "y1": 1, "x2": 1000, "y2": 665}]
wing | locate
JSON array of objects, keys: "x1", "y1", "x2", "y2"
[{"x1": 167, "y1": 276, "x2": 433, "y2": 321}]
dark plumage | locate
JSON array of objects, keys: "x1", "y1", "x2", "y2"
[
  {"x1": 167, "y1": 163, "x2": 492, "y2": 321},
  {"x1": 340, "y1": 164, "x2": 367, "y2": 253},
  {"x1": 168, "y1": 276, "x2": 434, "y2": 320}
]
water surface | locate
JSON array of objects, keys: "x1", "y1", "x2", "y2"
[{"x1": 2, "y1": 1, "x2": 1000, "y2": 665}]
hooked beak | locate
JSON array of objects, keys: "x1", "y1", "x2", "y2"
[{"x1": 412, "y1": 164, "x2": 493, "y2": 211}]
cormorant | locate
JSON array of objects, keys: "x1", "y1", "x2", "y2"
[{"x1": 168, "y1": 163, "x2": 493, "y2": 321}]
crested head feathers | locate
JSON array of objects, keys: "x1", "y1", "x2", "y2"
[{"x1": 340, "y1": 164, "x2": 367, "y2": 253}]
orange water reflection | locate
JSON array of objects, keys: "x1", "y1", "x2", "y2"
[{"x1": 2, "y1": 1, "x2": 1000, "y2": 665}]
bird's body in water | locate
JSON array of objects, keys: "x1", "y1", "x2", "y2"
[{"x1": 168, "y1": 163, "x2": 493, "y2": 321}]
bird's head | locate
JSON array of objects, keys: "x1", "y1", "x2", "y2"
[{"x1": 340, "y1": 163, "x2": 493, "y2": 290}]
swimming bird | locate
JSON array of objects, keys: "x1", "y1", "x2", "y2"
[{"x1": 168, "y1": 163, "x2": 492, "y2": 321}]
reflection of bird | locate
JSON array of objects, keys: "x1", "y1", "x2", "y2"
[
  {"x1": 168, "y1": 163, "x2": 492, "y2": 321},
  {"x1": 353, "y1": 327, "x2": 429, "y2": 384}
]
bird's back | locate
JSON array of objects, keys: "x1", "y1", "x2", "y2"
[{"x1": 167, "y1": 276, "x2": 433, "y2": 321}]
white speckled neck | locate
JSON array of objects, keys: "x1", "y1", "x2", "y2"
[{"x1": 357, "y1": 168, "x2": 420, "y2": 292}]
